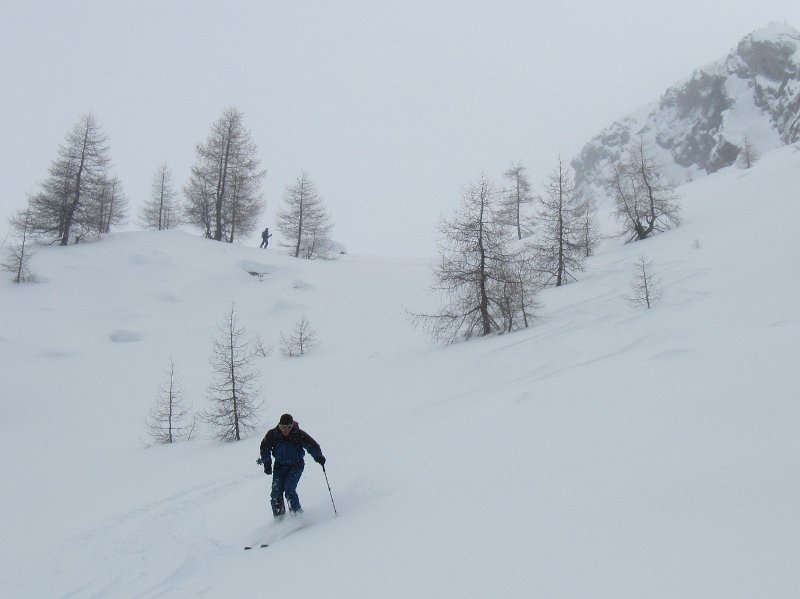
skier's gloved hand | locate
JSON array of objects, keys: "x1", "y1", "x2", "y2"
[
  {"x1": 256, "y1": 458, "x2": 263, "y2": 465},
  {"x1": 314, "y1": 455, "x2": 326, "y2": 467},
  {"x1": 263, "y1": 463, "x2": 272, "y2": 475}
]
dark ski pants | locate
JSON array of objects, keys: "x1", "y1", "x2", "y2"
[{"x1": 271, "y1": 462, "x2": 304, "y2": 515}]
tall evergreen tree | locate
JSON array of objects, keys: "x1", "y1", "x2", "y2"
[
  {"x1": 28, "y1": 114, "x2": 113, "y2": 245},
  {"x1": 184, "y1": 107, "x2": 266, "y2": 242}
]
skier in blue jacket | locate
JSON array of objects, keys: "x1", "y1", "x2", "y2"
[{"x1": 258, "y1": 414, "x2": 326, "y2": 517}]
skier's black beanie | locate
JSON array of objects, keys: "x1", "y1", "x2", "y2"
[{"x1": 279, "y1": 414, "x2": 294, "y2": 425}]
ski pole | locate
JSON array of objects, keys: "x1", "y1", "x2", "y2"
[{"x1": 322, "y1": 464, "x2": 338, "y2": 516}]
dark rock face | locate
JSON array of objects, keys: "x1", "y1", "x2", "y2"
[
  {"x1": 736, "y1": 38, "x2": 797, "y2": 81},
  {"x1": 572, "y1": 24, "x2": 800, "y2": 193},
  {"x1": 657, "y1": 72, "x2": 733, "y2": 172},
  {"x1": 739, "y1": 35, "x2": 800, "y2": 144}
]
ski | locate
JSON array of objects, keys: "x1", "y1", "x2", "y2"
[{"x1": 243, "y1": 517, "x2": 311, "y2": 550}]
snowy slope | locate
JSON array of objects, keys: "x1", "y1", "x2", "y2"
[{"x1": 1, "y1": 145, "x2": 799, "y2": 598}]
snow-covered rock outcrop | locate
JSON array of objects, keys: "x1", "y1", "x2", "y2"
[{"x1": 572, "y1": 23, "x2": 800, "y2": 193}]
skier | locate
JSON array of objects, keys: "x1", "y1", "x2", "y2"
[
  {"x1": 258, "y1": 414, "x2": 326, "y2": 517},
  {"x1": 259, "y1": 227, "x2": 272, "y2": 248}
]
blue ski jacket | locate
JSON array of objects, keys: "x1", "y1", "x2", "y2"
[{"x1": 260, "y1": 423, "x2": 323, "y2": 467}]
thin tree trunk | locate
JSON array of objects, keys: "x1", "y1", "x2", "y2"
[
  {"x1": 294, "y1": 183, "x2": 304, "y2": 258},
  {"x1": 214, "y1": 123, "x2": 233, "y2": 241},
  {"x1": 61, "y1": 130, "x2": 89, "y2": 245}
]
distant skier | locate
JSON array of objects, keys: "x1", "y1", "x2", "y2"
[
  {"x1": 259, "y1": 227, "x2": 272, "y2": 248},
  {"x1": 258, "y1": 414, "x2": 326, "y2": 517}
]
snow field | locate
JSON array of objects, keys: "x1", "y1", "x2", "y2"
[{"x1": 1, "y1": 145, "x2": 799, "y2": 597}]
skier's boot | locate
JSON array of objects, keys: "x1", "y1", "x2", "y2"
[{"x1": 271, "y1": 498, "x2": 286, "y2": 518}]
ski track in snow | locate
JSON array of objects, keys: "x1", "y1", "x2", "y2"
[{"x1": 33, "y1": 472, "x2": 257, "y2": 597}]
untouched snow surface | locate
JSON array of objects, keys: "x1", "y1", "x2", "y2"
[{"x1": 2, "y1": 146, "x2": 799, "y2": 597}]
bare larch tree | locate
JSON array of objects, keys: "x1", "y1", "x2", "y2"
[
  {"x1": 27, "y1": 113, "x2": 114, "y2": 245},
  {"x1": 534, "y1": 157, "x2": 586, "y2": 286},
  {"x1": 93, "y1": 175, "x2": 127, "y2": 234},
  {"x1": 411, "y1": 175, "x2": 538, "y2": 342},
  {"x1": 628, "y1": 254, "x2": 663, "y2": 309},
  {"x1": 184, "y1": 107, "x2": 266, "y2": 243},
  {"x1": 612, "y1": 141, "x2": 681, "y2": 241},
  {"x1": 280, "y1": 316, "x2": 319, "y2": 357},
  {"x1": 203, "y1": 302, "x2": 263, "y2": 441},
  {"x1": 737, "y1": 134, "x2": 759, "y2": 169},
  {"x1": 500, "y1": 161, "x2": 534, "y2": 240},
  {"x1": 577, "y1": 194, "x2": 600, "y2": 259},
  {"x1": 146, "y1": 360, "x2": 195, "y2": 444},
  {"x1": 3, "y1": 204, "x2": 35, "y2": 283},
  {"x1": 277, "y1": 171, "x2": 334, "y2": 259},
  {"x1": 140, "y1": 163, "x2": 180, "y2": 230}
]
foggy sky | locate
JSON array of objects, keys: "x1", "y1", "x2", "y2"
[{"x1": 2, "y1": 1, "x2": 799, "y2": 256}]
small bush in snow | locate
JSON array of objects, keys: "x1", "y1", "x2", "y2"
[
  {"x1": 251, "y1": 334, "x2": 273, "y2": 358},
  {"x1": 280, "y1": 317, "x2": 319, "y2": 357},
  {"x1": 627, "y1": 255, "x2": 663, "y2": 309},
  {"x1": 737, "y1": 135, "x2": 759, "y2": 169}
]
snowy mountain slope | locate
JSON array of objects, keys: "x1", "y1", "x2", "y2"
[
  {"x1": 1, "y1": 146, "x2": 799, "y2": 597},
  {"x1": 572, "y1": 23, "x2": 800, "y2": 195}
]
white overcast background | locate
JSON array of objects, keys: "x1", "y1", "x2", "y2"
[{"x1": 2, "y1": 1, "x2": 800, "y2": 256}]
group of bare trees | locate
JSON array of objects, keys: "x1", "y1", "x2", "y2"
[
  {"x1": 147, "y1": 304, "x2": 321, "y2": 444},
  {"x1": 5, "y1": 107, "x2": 336, "y2": 282},
  {"x1": 499, "y1": 158, "x2": 599, "y2": 288},
  {"x1": 174, "y1": 109, "x2": 336, "y2": 256},
  {"x1": 140, "y1": 109, "x2": 335, "y2": 256},
  {"x1": 413, "y1": 157, "x2": 597, "y2": 342},
  {"x1": 533, "y1": 158, "x2": 594, "y2": 286},
  {"x1": 3, "y1": 114, "x2": 129, "y2": 282},
  {"x1": 140, "y1": 107, "x2": 268, "y2": 239},
  {"x1": 411, "y1": 176, "x2": 539, "y2": 342},
  {"x1": 416, "y1": 139, "x2": 683, "y2": 342},
  {"x1": 147, "y1": 303, "x2": 262, "y2": 444}
]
